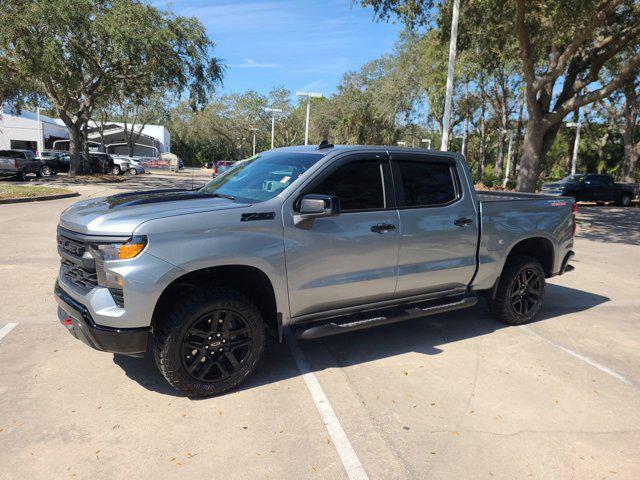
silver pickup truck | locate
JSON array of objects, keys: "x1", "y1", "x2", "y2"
[
  {"x1": 0, "y1": 149, "x2": 41, "y2": 180},
  {"x1": 55, "y1": 145, "x2": 576, "y2": 396}
]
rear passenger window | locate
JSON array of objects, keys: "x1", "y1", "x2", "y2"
[
  {"x1": 310, "y1": 160, "x2": 384, "y2": 211},
  {"x1": 397, "y1": 161, "x2": 457, "y2": 207}
]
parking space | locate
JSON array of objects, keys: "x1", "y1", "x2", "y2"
[{"x1": 1, "y1": 176, "x2": 639, "y2": 479}]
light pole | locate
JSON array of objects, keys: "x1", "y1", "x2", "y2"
[
  {"x1": 440, "y1": 0, "x2": 461, "y2": 152},
  {"x1": 421, "y1": 138, "x2": 432, "y2": 149},
  {"x1": 250, "y1": 128, "x2": 258, "y2": 156},
  {"x1": 264, "y1": 108, "x2": 282, "y2": 150},
  {"x1": 566, "y1": 121, "x2": 581, "y2": 175},
  {"x1": 296, "y1": 91, "x2": 323, "y2": 145}
]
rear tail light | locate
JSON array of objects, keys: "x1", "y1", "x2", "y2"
[{"x1": 571, "y1": 202, "x2": 578, "y2": 236}]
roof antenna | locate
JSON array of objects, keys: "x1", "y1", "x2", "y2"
[{"x1": 316, "y1": 140, "x2": 334, "y2": 150}]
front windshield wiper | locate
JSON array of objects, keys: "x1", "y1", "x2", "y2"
[{"x1": 207, "y1": 192, "x2": 236, "y2": 201}]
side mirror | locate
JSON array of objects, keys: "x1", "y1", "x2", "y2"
[{"x1": 295, "y1": 194, "x2": 341, "y2": 225}]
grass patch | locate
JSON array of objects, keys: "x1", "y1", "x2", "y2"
[{"x1": 0, "y1": 184, "x2": 72, "y2": 200}]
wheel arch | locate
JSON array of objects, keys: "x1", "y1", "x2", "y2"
[
  {"x1": 504, "y1": 236, "x2": 555, "y2": 277},
  {"x1": 152, "y1": 264, "x2": 280, "y2": 336}
]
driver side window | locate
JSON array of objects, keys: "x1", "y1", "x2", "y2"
[{"x1": 309, "y1": 160, "x2": 384, "y2": 211}]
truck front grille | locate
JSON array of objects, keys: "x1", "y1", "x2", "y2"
[
  {"x1": 60, "y1": 259, "x2": 98, "y2": 293},
  {"x1": 57, "y1": 235, "x2": 86, "y2": 258}
]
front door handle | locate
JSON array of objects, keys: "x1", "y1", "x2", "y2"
[
  {"x1": 371, "y1": 223, "x2": 396, "y2": 233},
  {"x1": 454, "y1": 217, "x2": 473, "y2": 227}
]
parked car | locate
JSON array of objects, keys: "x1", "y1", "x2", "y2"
[
  {"x1": 88, "y1": 152, "x2": 114, "y2": 174},
  {"x1": 0, "y1": 149, "x2": 42, "y2": 180},
  {"x1": 126, "y1": 158, "x2": 146, "y2": 175},
  {"x1": 55, "y1": 144, "x2": 576, "y2": 397},
  {"x1": 38, "y1": 152, "x2": 66, "y2": 176},
  {"x1": 541, "y1": 173, "x2": 638, "y2": 207},
  {"x1": 111, "y1": 157, "x2": 131, "y2": 175},
  {"x1": 215, "y1": 160, "x2": 236, "y2": 174}
]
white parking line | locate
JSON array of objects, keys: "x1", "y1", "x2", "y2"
[
  {"x1": 0, "y1": 322, "x2": 18, "y2": 342},
  {"x1": 285, "y1": 329, "x2": 369, "y2": 480},
  {"x1": 520, "y1": 325, "x2": 636, "y2": 388}
]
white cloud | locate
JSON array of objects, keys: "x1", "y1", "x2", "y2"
[{"x1": 229, "y1": 58, "x2": 282, "y2": 68}]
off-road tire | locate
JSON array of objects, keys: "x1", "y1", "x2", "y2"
[
  {"x1": 154, "y1": 288, "x2": 266, "y2": 397},
  {"x1": 488, "y1": 255, "x2": 545, "y2": 325},
  {"x1": 618, "y1": 193, "x2": 632, "y2": 207}
]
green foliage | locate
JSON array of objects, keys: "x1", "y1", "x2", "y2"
[{"x1": 0, "y1": 0, "x2": 222, "y2": 172}]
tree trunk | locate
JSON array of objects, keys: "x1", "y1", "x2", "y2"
[
  {"x1": 620, "y1": 87, "x2": 638, "y2": 182},
  {"x1": 462, "y1": 78, "x2": 470, "y2": 159},
  {"x1": 495, "y1": 130, "x2": 505, "y2": 177},
  {"x1": 516, "y1": 120, "x2": 547, "y2": 192},
  {"x1": 478, "y1": 100, "x2": 487, "y2": 181},
  {"x1": 67, "y1": 123, "x2": 83, "y2": 176}
]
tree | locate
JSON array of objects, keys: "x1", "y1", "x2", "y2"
[
  {"x1": 0, "y1": 0, "x2": 223, "y2": 174},
  {"x1": 362, "y1": 0, "x2": 640, "y2": 191},
  {"x1": 513, "y1": 0, "x2": 640, "y2": 191}
]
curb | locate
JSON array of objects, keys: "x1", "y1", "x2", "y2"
[{"x1": 0, "y1": 191, "x2": 80, "y2": 205}]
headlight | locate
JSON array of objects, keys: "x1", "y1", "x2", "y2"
[{"x1": 95, "y1": 235, "x2": 147, "y2": 261}]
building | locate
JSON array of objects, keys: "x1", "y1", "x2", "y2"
[
  {"x1": 0, "y1": 106, "x2": 170, "y2": 157},
  {"x1": 0, "y1": 106, "x2": 69, "y2": 152}
]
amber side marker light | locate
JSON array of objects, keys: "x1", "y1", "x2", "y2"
[{"x1": 119, "y1": 241, "x2": 146, "y2": 260}]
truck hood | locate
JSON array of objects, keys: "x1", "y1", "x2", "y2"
[{"x1": 59, "y1": 188, "x2": 249, "y2": 235}]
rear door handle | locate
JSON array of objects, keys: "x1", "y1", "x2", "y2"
[
  {"x1": 371, "y1": 223, "x2": 396, "y2": 233},
  {"x1": 454, "y1": 217, "x2": 473, "y2": 227}
]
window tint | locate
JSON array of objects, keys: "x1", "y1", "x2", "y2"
[
  {"x1": 397, "y1": 161, "x2": 457, "y2": 207},
  {"x1": 310, "y1": 160, "x2": 384, "y2": 211}
]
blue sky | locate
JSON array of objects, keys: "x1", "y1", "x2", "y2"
[{"x1": 153, "y1": 0, "x2": 402, "y2": 97}]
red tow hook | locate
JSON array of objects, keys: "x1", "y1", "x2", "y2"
[{"x1": 63, "y1": 316, "x2": 73, "y2": 326}]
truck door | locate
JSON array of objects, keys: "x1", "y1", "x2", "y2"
[
  {"x1": 583, "y1": 175, "x2": 610, "y2": 201},
  {"x1": 283, "y1": 152, "x2": 400, "y2": 318},
  {"x1": 390, "y1": 153, "x2": 478, "y2": 297}
]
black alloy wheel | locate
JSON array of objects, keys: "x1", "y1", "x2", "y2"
[
  {"x1": 154, "y1": 288, "x2": 266, "y2": 397},
  {"x1": 509, "y1": 268, "x2": 542, "y2": 316},
  {"x1": 181, "y1": 309, "x2": 252, "y2": 383},
  {"x1": 488, "y1": 255, "x2": 546, "y2": 325}
]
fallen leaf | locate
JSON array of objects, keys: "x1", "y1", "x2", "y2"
[
  {"x1": 402, "y1": 371, "x2": 408, "y2": 376},
  {"x1": 451, "y1": 431, "x2": 460, "y2": 436},
  {"x1": 169, "y1": 457, "x2": 175, "y2": 462}
]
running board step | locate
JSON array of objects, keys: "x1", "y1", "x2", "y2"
[{"x1": 294, "y1": 295, "x2": 478, "y2": 340}]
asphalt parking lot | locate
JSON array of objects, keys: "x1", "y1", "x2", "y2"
[{"x1": 1, "y1": 173, "x2": 639, "y2": 479}]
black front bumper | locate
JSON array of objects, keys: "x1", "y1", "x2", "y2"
[{"x1": 54, "y1": 281, "x2": 149, "y2": 356}]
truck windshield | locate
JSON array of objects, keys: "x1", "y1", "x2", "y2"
[{"x1": 200, "y1": 150, "x2": 325, "y2": 203}]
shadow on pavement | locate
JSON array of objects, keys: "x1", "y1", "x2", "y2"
[
  {"x1": 577, "y1": 205, "x2": 640, "y2": 245},
  {"x1": 112, "y1": 283, "x2": 609, "y2": 398}
]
